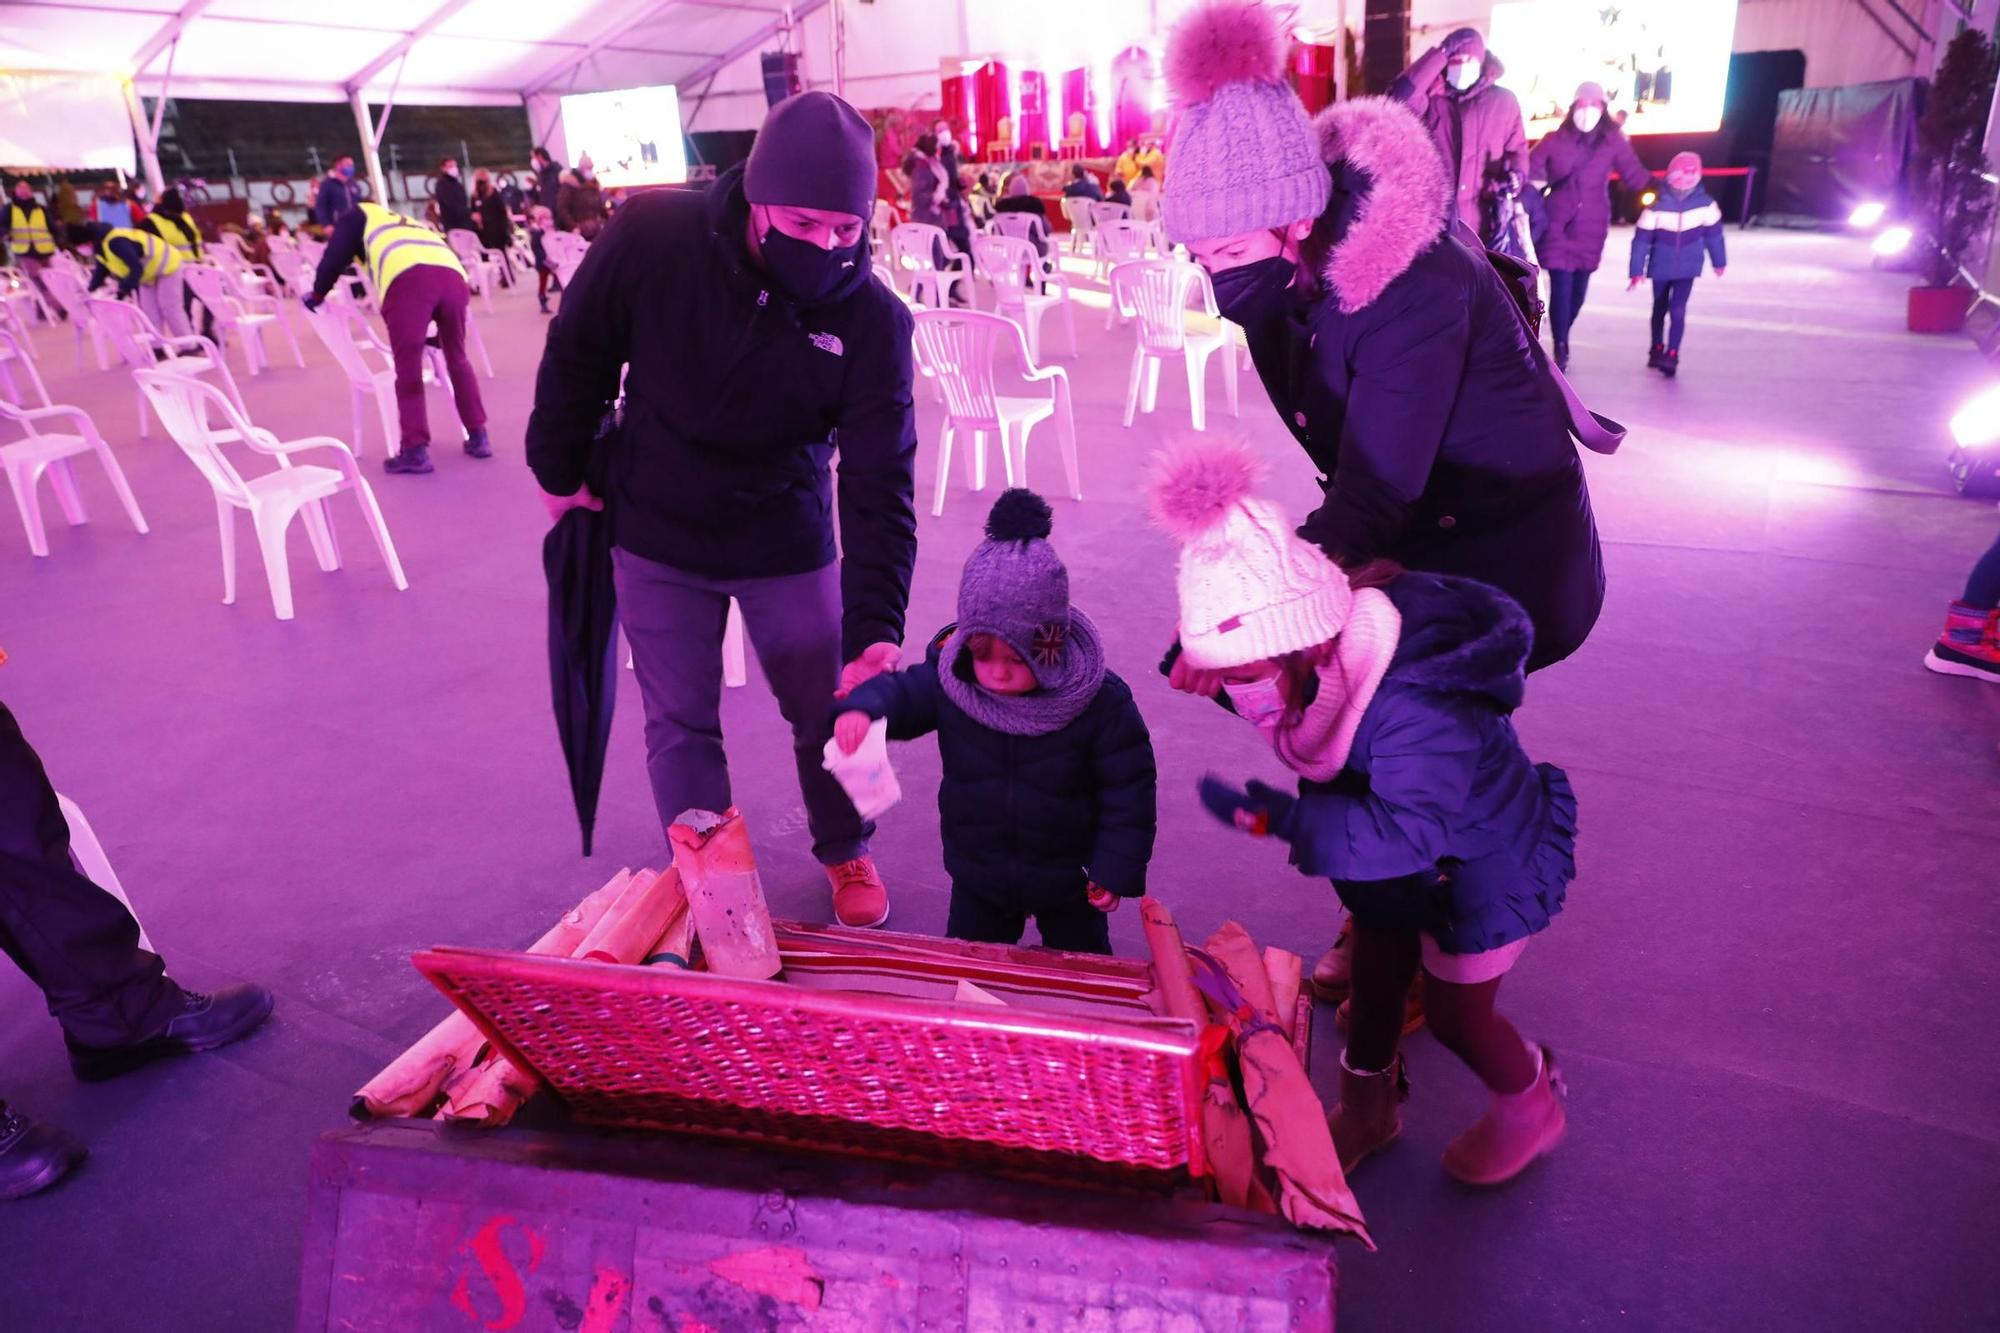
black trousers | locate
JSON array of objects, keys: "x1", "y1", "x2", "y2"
[
  {"x1": 0, "y1": 702, "x2": 179, "y2": 1048},
  {"x1": 946, "y1": 883, "x2": 1112, "y2": 955},
  {"x1": 1651, "y1": 277, "x2": 1695, "y2": 351},
  {"x1": 1547, "y1": 268, "x2": 1591, "y2": 346}
]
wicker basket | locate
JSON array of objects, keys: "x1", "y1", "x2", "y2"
[{"x1": 414, "y1": 925, "x2": 1212, "y2": 1185}]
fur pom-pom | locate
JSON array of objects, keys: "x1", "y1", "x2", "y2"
[
  {"x1": 1145, "y1": 436, "x2": 1266, "y2": 542},
  {"x1": 1165, "y1": 0, "x2": 1287, "y2": 105},
  {"x1": 985, "y1": 488, "x2": 1054, "y2": 542}
]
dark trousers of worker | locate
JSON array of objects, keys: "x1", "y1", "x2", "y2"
[
  {"x1": 380, "y1": 265, "x2": 486, "y2": 450},
  {"x1": 612, "y1": 548, "x2": 869, "y2": 866},
  {"x1": 1650, "y1": 277, "x2": 1695, "y2": 351},
  {"x1": 0, "y1": 702, "x2": 181, "y2": 1049},
  {"x1": 946, "y1": 883, "x2": 1111, "y2": 955},
  {"x1": 1547, "y1": 268, "x2": 1591, "y2": 346}
]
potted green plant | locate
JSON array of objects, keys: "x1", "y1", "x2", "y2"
[{"x1": 1909, "y1": 29, "x2": 1998, "y2": 333}]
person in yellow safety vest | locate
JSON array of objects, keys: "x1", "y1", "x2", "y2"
[
  {"x1": 83, "y1": 221, "x2": 193, "y2": 339},
  {"x1": 7, "y1": 179, "x2": 58, "y2": 310},
  {"x1": 143, "y1": 188, "x2": 211, "y2": 336},
  {"x1": 303, "y1": 200, "x2": 489, "y2": 474}
]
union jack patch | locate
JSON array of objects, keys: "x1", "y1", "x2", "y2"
[{"x1": 1031, "y1": 622, "x2": 1066, "y2": 668}]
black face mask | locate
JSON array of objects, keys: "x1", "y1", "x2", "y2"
[
  {"x1": 759, "y1": 226, "x2": 863, "y2": 305},
  {"x1": 1210, "y1": 255, "x2": 1301, "y2": 327}
]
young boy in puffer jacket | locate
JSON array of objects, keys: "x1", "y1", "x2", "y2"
[
  {"x1": 1629, "y1": 150, "x2": 1728, "y2": 378},
  {"x1": 834, "y1": 491, "x2": 1157, "y2": 954}
]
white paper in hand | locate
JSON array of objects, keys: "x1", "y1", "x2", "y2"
[{"x1": 821, "y1": 718, "x2": 901, "y2": 821}]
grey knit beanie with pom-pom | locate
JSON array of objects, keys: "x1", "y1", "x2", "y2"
[{"x1": 1161, "y1": 0, "x2": 1331, "y2": 244}]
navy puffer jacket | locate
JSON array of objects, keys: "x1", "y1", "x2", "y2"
[
  {"x1": 1630, "y1": 184, "x2": 1727, "y2": 282},
  {"x1": 844, "y1": 629, "x2": 1157, "y2": 907},
  {"x1": 1280, "y1": 574, "x2": 1577, "y2": 956}
]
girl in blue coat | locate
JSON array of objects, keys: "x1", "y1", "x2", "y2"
[
  {"x1": 1629, "y1": 150, "x2": 1728, "y2": 377},
  {"x1": 1152, "y1": 438, "x2": 1576, "y2": 1187},
  {"x1": 836, "y1": 491, "x2": 1157, "y2": 954}
]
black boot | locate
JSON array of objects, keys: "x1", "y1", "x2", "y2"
[
  {"x1": 1659, "y1": 347, "x2": 1679, "y2": 379},
  {"x1": 1554, "y1": 340, "x2": 1569, "y2": 371},
  {"x1": 0, "y1": 1102, "x2": 85, "y2": 1199},
  {"x1": 66, "y1": 982, "x2": 274, "y2": 1082},
  {"x1": 1646, "y1": 343, "x2": 1665, "y2": 370},
  {"x1": 463, "y1": 428, "x2": 491, "y2": 459}
]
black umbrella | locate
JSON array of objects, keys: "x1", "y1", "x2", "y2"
[{"x1": 543, "y1": 505, "x2": 619, "y2": 855}]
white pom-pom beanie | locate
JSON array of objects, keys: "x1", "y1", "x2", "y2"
[{"x1": 1147, "y1": 438, "x2": 1353, "y2": 668}]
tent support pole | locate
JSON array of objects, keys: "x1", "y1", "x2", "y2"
[
  {"x1": 350, "y1": 90, "x2": 389, "y2": 209},
  {"x1": 122, "y1": 81, "x2": 167, "y2": 195}
]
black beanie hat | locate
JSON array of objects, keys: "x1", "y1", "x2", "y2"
[{"x1": 744, "y1": 91, "x2": 877, "y2": 221}]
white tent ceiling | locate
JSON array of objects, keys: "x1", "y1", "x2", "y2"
[{"x1": 0, "y1": 0, "x2": 823, "y2": 107}]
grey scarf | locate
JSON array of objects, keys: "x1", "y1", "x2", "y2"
[{"x1": 939, "y1": 609, "x2": 1107, "y2": 737}]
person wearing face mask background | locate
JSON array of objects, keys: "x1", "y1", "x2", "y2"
[
  {"x1": 526, "y1": 90, "x2": 918, "y2": 933},
  {"x1": 314, "y1": 155, "x2": 359, "y2": 229},
  {"x1": 434, "y1": 157, "x2": 476, "y2": 235},
  {"x1": 1390, "y1": 26, "x2": 1528, "y2": 242},
  {"x1": 1161, "y1": 0, "x2": 1604, "y2": 1021},
  {"x1": 1530, "y1": 82, "x2": 1652, "y2": 370}
]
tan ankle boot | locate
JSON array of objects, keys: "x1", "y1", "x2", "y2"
[
  {"x1": 1442, "y1": 1044, "x2": 1566, "y2": 1186},
  {"x1": 1308, "y1": 920, "x2": 1355, "y2": 1002},
  {"x1": 1329, "y1": 1051, "x2": 1409, "y2": 1174}
]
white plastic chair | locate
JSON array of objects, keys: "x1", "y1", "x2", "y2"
[
  {"x1": 0, "y1": 329, "x2": 148, "y2": 557},
  {"x1": 182, "y1": 263, "x2": 303, "y2": 376},
  {"x1": 303, "y1": 298, "x2": 458, "y2": 459},
  {"x1": 624, "y1": 600, "x2": 748, "y2": 689},
  {"x1": 37, "y1": 267, "x2": 111, "y2": 372},
  {"x1": 1111, "y1": 260, "x2": 1240, "y2": 432},
  {"x1": 543, "y1": 231, "x2": 590, "y2": 291},
  {"x1": 134, "y1": 371, "x2": 407, "y2": 620},
  {"x1": 889, "y1": 223, "x2": 975, "y2": 309},
  {"x1": 2, "y1": 266, "x2": 55, "y2": 327},
  {"x1": 911, "y1": 309, "x2": 1079, "y2": 517},
  {"x1": 990, "y1": 212, "x2": 1050, "y2": 250},
  {"x1": 446, "y1": 230, "x2": 504, "y2": 312},
  {"x1": 1094, "y1": 221, "x2": 1153, "y2": 308},
  {"x1": 972, "y1": 234, "x2": 1076, "y2": 363},
  {"x1": 869, "y1": 199, "x2": 898, "y2": 257},
  {"x1": 1060, "y1": 197, "x2": 1098, "y2": 257},
  {"x1": 56, "y1": 794, "x2": 153, "y2": 951},
  {"x1": 87, "y1": 296, "x2": 248, "y2": 440},
  {"x1": 1090, "y1": 201, "x2": 1133, "y2": 228}
]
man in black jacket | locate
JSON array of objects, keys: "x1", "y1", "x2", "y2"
[
  {"x1": 527, "y1": 91, "x2": 916, "y2": 930},
  {"x1": 531, "y1": 146, "x2": 563, "y2": 211},
  {"x1": 435, "y1": 158, "x2": 475, "y2": 234}
]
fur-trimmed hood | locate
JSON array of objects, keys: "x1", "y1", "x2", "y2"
[
  {"x1": 1310, "y1": 96, "x2": 1452, "y2": 314},
  {"x1": 1382, "y1": 572, "x2": 1533, "y2": 714}
]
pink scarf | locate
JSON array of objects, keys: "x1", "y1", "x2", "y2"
[{"x1": 1267, "y1": 588, "x2": 1401, "y2": 780}]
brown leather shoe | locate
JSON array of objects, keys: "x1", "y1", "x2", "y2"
[{"x1": 1307, "y1": 920, "x2": 1354, "y2": 1003}]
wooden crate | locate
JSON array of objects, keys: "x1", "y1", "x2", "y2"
[{"x1": 298, "y1": 1119, "x2": 1336, "y2": 1332}]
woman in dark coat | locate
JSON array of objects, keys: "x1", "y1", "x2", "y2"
[
  {"x1": 472, "y1": 170, "x2": 515, "y2": 286},
  {"x1": 1529, "y1": 81, "x2": 1650, "y2": 368}
]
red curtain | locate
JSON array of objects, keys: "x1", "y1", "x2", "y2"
[
  {"x1": 1014, "y1": 69, "x2": 1049, "y2": 155},
  {"x1": 1111, "y1": 46, "x2": 1157, "y2": 151},
  {"x1": 941, "y1": 73, "x2": 970, "y2": 149}
]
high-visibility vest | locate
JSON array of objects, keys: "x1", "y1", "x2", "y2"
[
  {"x1": 7, "y1": 202, "x2": 54, "y2": 257},
  {"x1": 98, "y1": 227, "x2": 180, "y2": 284},
  {"x1": 357, "y1": 201, "x2": 464, "y2": 295},
  {"x1": 149, "y1": 212, "x2": 202, "y2": 260}
]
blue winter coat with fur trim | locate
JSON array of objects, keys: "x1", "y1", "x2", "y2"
[
  {"x1": 1279, "y1": 573, "x2": 1576, "y2": 955},
  {"x1": 844, "y1": 629, "x2": 1158, "y2": 907}
]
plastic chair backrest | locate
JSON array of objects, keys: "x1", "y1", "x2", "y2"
[
  {"x1": 0, "y1": 327, "x2": 52, "y2": 414},
  {"x1": 87, "y1": 297, "x2": 168, "y2": 370},
  {"x1": 1094, "y1": 219, "x2": 1149, "y2": 267},
  {"x1": 132, "y1": 370, "x2": 255, "y2": 502},
  {"x1": 39, "y1": 267, "x2": 91, "y2": 321},
  {"x1": 971, "y1": 235, "x2": 1039, "y2": 295},
  {"x1": 304, "y1": 302, "x2": 379, "y2": 389},
  {"x1": 889, "y1": 223, "x2": 948, "y2": 273},
  {"x1": 181, "y1": 264, "x2": 240, "y2": 318},
  {"x1": 911, "y1": 309, "x2": 1021, "y2": 422},
  {"x1": 991, "y1": 212, "x2": 1048, "y2": 248},
  {"x1": 446, "y1": 229, "x2": 486, "y2": 263},
  {"x1": 1091, "y1": 201, "x2": 1132, "y2": 226},
  {"x1": 1061, "y1": 197, "x2": 1095, "y2": 234},
  {"x1": 1114, "y1": 260, "x2": 1208, "y2": 354}
]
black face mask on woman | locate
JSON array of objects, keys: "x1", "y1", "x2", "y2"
[
  {"x1": 1210, "y1": 254, "x2": 1302, "y2": 328},
  {"x1": 758, "y1": 225, "x2": 862, "y2": 305}
]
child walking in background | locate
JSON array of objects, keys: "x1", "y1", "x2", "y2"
[
  {"x1": 1629, "y1": 150, "x2": 1727, "y2": 378},
  {"x1": 1151, "y1": 439, "x2": 1576, "y2": 1186},
  {"x1": 836, "y1": 491, "x2": 1157, "y2": 954},
  {"x1": 529, "y1": 205, "x2": 555, "y2": 315}
]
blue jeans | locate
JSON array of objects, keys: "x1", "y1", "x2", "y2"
[{"x1": 612, "y1": 549, "x2": 869, "y2": 865}]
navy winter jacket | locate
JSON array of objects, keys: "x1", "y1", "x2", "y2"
[
  {"x1": 1530, "y1": 120, "x2": 1650, "y2": 272},
  {"x1": 1278, "y1": 574, "x2": 1576, "y2": 955},
  {"x1": 525, "y1": 164, "x2": 920, "y2": 661},
  {"x1": 844, "y1": 630, "x2": 1158, "y2": 907},
  {"x1": 1630, "y1": 184, "x2": 1727, "y2": 282}
]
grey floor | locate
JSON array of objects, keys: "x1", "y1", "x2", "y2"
[{"x1": 2, "y1": 229, "x2": 1997, "y2": 1330}]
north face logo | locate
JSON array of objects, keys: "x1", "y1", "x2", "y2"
[{"x1": 809, "y1": 332, "x2": 844, "y2": 357}]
